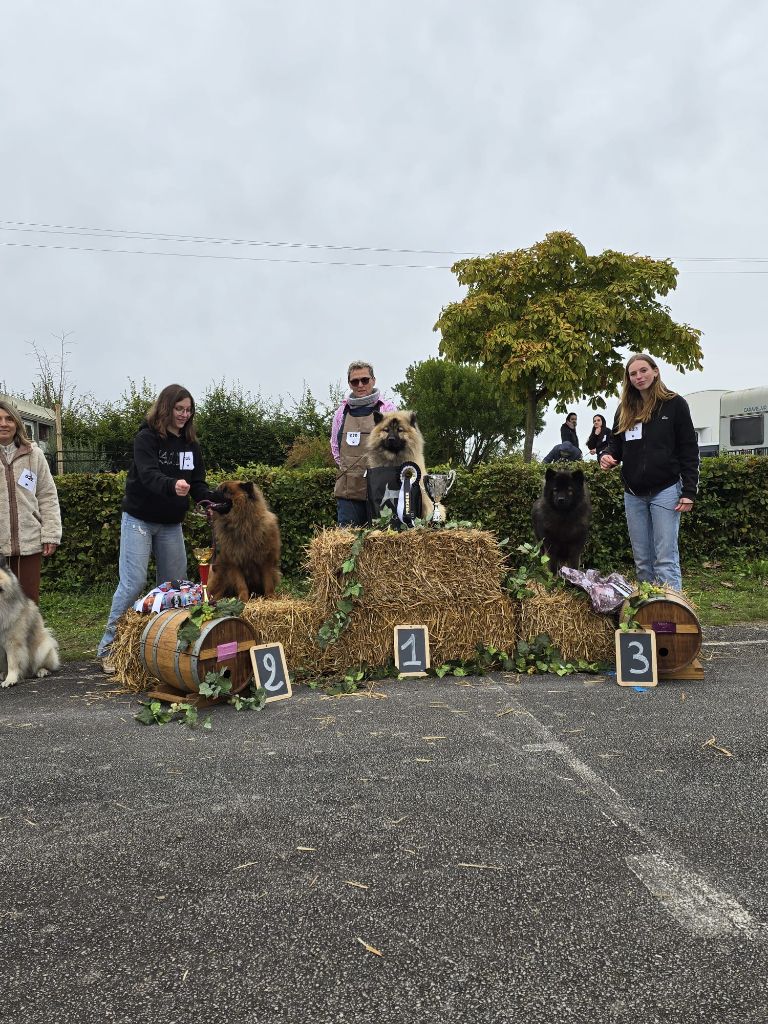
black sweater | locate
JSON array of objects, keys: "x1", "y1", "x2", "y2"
[
  {"x1": 122, "y1": 423, "x2": 213, "y2": 524},
  {"x1": 586, "y1": 426, "x2": 612, "y2": 458},
  {"x1": 604, "y1": 395, "x2": 699, "y2": 501},
  {"x1": 560, "y1": 423, "x2": 580, "y2": 448}
]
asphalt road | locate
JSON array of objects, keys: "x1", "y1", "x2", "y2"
[{"x1": 1, "y1": 623, "x2": 767, "y2": 1024}]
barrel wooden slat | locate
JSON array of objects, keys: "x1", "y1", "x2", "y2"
[
  {"x1": 140, "y1": 610, "x2": 257, "y2": 698},
  {"x1": 625, "y1": 593, "x2": 702, "y2": 673}
]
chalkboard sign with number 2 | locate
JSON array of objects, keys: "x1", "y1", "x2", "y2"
[{"x1": 250, "y1": 642, "x2": 293, "y2": 702}]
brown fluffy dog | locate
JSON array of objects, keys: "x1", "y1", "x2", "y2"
[
  {"x1": 206, "y1": 481, "x2": 281, "y2": 602},
  {"x1": 366, "y1": 410, "x2": 434, "y2": 519}
]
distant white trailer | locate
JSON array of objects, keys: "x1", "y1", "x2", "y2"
[
  {"x1": 719, "y1": 387, "x2": 768, "y2": 456},
  {"x1": 684, "y1": 390, "x2": 727, "y2": 458}
]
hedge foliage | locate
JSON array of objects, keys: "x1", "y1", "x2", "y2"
[{"x1": 42, "y1": 455, "x2": 768, "y2": 592}]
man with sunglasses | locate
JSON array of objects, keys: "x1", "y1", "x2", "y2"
[{"x1": 330, "y1": 361, "x2": 396, "y2": 526}]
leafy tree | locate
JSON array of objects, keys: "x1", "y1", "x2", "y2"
[
  {"x1": 435, "y1": 231, "x2": 703, "y2": 461},
  {"x1": 394, "y1": 357, "x2": 537, "y2": 467},
  {"x1": 196, "y1": 380, "x2": 292, "y2": 471}
]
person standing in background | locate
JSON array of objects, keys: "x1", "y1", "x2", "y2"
[
  {"x1": 0, "y1": 399, "x2": 61, "y2": 603},
  {"x1": 542, "y1": 412, "x2": 582, "y2": 463},
  {"x1": 330, "y1": 362, "x2": 396, "y2": 526},
  {"x1": 586, "y1": 413, "x2": 613, "y2": 460}
]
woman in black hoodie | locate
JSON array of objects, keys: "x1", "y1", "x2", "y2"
[
  {"x1": 600, "y1": 354, "x2": 698, "y2": 591},
  {"x1": 97, "y1": 384, "x2": 215, "y2": 671}
]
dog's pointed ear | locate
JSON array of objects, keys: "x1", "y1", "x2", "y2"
[
  {"x1": 409, "y1": 412, "x2": 418, "y2": 427},
  {"x1": 373, "y1": 411, "x2": 384, "y2": 424},
  {"x1": 544, "y1": 467, "x2": 556, "y2": 481},
  {"x1": 239, "y1": 482, "x2": 257, "y2": 499},
  {"x1": 572, "y1": 470, "x2": 585, "y2": 484}
]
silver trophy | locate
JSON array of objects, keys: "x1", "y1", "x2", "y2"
[{"x1": 424, "y1": 470, "x2": 456, "y2": 524}]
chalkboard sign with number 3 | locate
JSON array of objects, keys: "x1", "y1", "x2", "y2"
[
  {"x1": 250, "y1": 642, "x2": 293, "y2": 702},
  {"x1": 615, "y1": 629, "x2": 658, "y2": 687}
]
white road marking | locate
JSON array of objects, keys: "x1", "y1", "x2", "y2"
[
  {"x1": 626, "y1": 853, "x2": 760, "y2": 938},
  {"x1": 504, "y1": 687, "x2": 763, "y2": 939},
  {"x1": 702, "y1": 639, "x2": 768, "y2": 646}
]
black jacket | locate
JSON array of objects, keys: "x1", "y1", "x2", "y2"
[
  {"x1": 122, "y1": 423, "x2": 213, "y2": 524},
  {"x1": 560, "y1": 423, "x2": 580, "y2": 448},
  {"x1": 586, "y1": 426, "x2": 612, "y2": 458},
  {"x1": 604, "y1": 395, "x2": 699, "y2": 501}
]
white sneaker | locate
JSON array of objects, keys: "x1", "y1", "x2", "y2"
[{"x1": 100, "y1": 657, "x2": 117, "y2": 675}]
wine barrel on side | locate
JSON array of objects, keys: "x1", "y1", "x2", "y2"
[
  {"x1": 624, "y1": 592, "x2": 702, "y2": 674},
  {"x1": 140, "y1": 610, "x2": 256, "y2": 698}
]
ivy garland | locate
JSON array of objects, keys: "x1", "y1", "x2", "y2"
[{"x1": 619, "y1": 581, "x2": 669, "y2": 631}]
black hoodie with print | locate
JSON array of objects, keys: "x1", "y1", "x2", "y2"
[{"x1": 122, "y1": 422, "x2": 214, "y2": 524}]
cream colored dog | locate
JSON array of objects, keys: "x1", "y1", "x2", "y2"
[{"x1": 0, "y1": 565, "x2": 60, "y2": 687}]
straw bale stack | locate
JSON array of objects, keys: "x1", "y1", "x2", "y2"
[
  {"x1": 111, "y1": 611, "x2": 159, "y2": 692},
  {"x1": 519, "y1": 585, "x2": 616, "y2": 664},
  {"x1": 241, "y1": 597, "x2": 322, "y2": 669},
  {"x1": 315, "y1": 597, "x2": 519, "y2": 675},
  {"x1": 308, "y1": 527, "x2": 509, "y2": 616}
]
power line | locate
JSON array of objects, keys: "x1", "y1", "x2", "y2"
[
  {"x1": 0, "y1": 239, "x2": 451, "y2": 269},
  {"x1": 0, "y1": 219, "x2": 476, "y2": 257},
  {"x1": 3, "y1": 218, "x2": 768, "y2": 263}
]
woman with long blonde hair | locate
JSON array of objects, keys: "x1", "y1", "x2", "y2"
[{"x1": 600, "y1": 354, "x2": 699, "y2": 591}]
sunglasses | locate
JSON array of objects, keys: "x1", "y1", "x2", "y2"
[{"x1": 349, "y1": 376, "x2": 371, "y2": 386}]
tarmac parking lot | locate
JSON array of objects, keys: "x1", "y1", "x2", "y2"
[{"x1": 1, "y1": 623, "x2": 767, "y2": 1023}]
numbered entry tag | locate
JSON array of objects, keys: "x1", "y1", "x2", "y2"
[
  {"x1": 250, "y1": 642, "x2": 293, "y2": 702},
  {"x1": 394, "y1": 625, "x2": 430, "y2": 677},
  {"x1": 18, "y1": 469, "x2": 37, "y2": 492},
  {"x1": 180, "y1": 451, "x2": 194, "y2": 470},
  {"x1": 346, "y1": 431, "x2": 361, "y2": 447},
  {"x1": 624, "y1": 423, "x2": 643, "y2": 442},
  {"x1": 615, "y1": 629, "x2": 658, "y2": 687}
]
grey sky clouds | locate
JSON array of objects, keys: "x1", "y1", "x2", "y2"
[{"x1": 2, "y1": 0, "x2": 766, "y2": 455}]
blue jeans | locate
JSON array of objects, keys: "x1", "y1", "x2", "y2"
[
  {"x1": 97, "y1": 513, "x2": 188, "y2": 656},
  {"x1": 624, "y1": 482, "x2": 683, "y2": 592},
  {"x1": 336, "y1": 498, "x2": 368, "y2": 527}
]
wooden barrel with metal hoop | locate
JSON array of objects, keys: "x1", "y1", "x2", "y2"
[
  {"x1": 140, "y1": 609, "x2": 256, "y2": 698},
  {"x1": 622, "y1": 592, "x2": 702, "y2": 674}
]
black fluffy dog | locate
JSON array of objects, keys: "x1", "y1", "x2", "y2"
[{"x1": 532, "y1": 468, "x2": 591, "y2": 574}]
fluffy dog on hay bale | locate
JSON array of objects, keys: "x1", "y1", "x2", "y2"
[
  {"x1": 206, "y1": 481, "x2": 281, "y2": 602},
  {"x1": 0, "y1": 562, "x2": 59, "y2": 687},
  {"x1": 532, "y1": 468, "x2": 591, "y2": 575},
  {"x1": 366, "y1": 410, "x2": 433, "y2": 520}
]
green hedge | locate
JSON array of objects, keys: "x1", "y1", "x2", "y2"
[{"x1": 42, "y1": 456, "x2": 768, "y2": 591}]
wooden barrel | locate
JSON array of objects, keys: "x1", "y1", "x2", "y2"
[
  {"x1": 140, "y1": 610, "x2": 256, "y2": 698},
  {"x1": 624, "y1": 593, "x2": 702, "y2": 673}
]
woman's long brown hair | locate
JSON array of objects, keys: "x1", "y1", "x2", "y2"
[
  {"x1": 146, "y1": 384, "x2": 198, "y2": 441},
  {"x1": 616, "y1": 354, "x2": 677, "y2": 434},
  {"x1": 0, "y1": 399, "x2": 31, "y2": 445}
]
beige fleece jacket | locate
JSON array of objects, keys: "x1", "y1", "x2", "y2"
[{"x1": 0, "y1": 442, "x2": 62, "y2": 556}]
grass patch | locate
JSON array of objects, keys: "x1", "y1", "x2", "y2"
[
  {"x1": 685, "y1": 557, "x2": 768, "y2": 627},
  {"x1": 38, "y1": 560, "x2": 768, "y2": 664},
  {"x1": 40, "y1": 586, "x2": 113, "y2": 663}
]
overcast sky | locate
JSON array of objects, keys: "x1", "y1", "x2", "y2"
[{"x1": 2, "y1": 0, "x2": 766, "y2": 457}]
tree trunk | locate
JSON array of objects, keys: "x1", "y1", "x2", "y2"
[{"x1": 523, "y1": 389, "x2": 538, "y2": 463}]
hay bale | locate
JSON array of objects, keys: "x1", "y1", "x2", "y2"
[
  {"x1": 302, "y1": 596, "x2": 519, "y2": 675},
  {"x1": 519, "y1": 585, "x2": 615, "y2": 664},
  {"x1": 241, "y1": 597, "x2": 321, "y2": 669},
  {"x1": 111, "y1": 611, "x2": 158, "y2": 692},
  {"x1": 308, "y1": 527, "x2": 508, "y2": 616}
]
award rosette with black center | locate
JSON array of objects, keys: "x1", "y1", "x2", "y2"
[{"x1": 366, "y1": 461, "x2": 424, "y2": 528}]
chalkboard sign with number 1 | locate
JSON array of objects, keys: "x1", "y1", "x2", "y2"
[
  {"x1": 393, "y1": 625, "x2": 430, "y2": 677},
  {"x1": 615, "y1": 629, "x2": 658, "y2": 687},
  {"x1": 250, "y1": 642, "x2": 293, "y2": 702}
]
